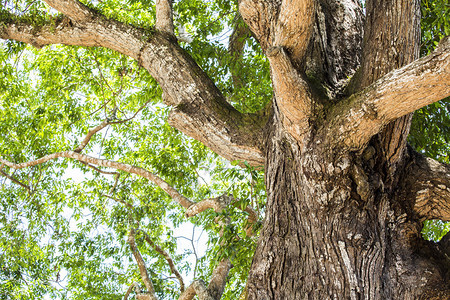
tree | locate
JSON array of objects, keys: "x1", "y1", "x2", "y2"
[{"x1": 0, "y1": 0, "x2": 449, "y2": 298}]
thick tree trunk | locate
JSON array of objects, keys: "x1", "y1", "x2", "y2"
[
  {"x1": 246, "y1": 116, "x2": 449, "y2": 299},
  {"x1": 245, "y1": 0, "x2": 450, "y2": 298}
]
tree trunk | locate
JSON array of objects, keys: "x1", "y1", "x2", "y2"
[
  {"x1": 245, "y1": 0, "x2": 450, "y2": 298},
  {"x1": 247, "y1": 117, "x2": 449, "y2": 299}
]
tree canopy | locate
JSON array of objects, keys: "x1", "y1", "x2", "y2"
[{"x1": 0, "y1": 0, "x2": 449, "y2": 299}]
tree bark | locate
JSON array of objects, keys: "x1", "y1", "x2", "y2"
[
  {"x1": 245, "y1": 0, "x2": 450, "y2": 298},
  {"x1": 246, "y1": 116, "x2": 449, "y2": 299}
]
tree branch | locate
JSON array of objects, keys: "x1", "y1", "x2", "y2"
[
  {"x1": 400, "y1": 148, "x2": 450, "y2": 222},
  {"x1": 179, "y1": 280, "x2": 211, "y2": 300},
  {"x1": 185, "y1": 195, "x2": 232, "y2": 218},
  {"x1": 2, "y1": 153, "x2": 235, "y2": 300},
  {"x1": 123, "y1": 282, "x2": 140, "y2": 300},
  {"x1": 112, "y1": 199, "x2": 184, "y2": 294},
  {"x1": 239, "y1": 0, "x2": 315, "y2": 61},
  {"x1": 74, "y1": 120, "x2": 110, "y2": 153},
  {"x1": 266, "y1": 46, "x2": 320, "y2": 145},
  {"x1": 0, "y1": 151, "x2": 194, "y2": 208},
  {"x1": 0, "y1": 1, "x2": 265, "y2": 166},
  {"x1": 325, "y1": 36, "x2": 450, "y2": 151},
  {"x1": 185, "y1": 194, "x2": 258, "y2": 235},
  {"x1": 178, "y1": 262, "x2": 231, "y2": 300},
  {"x1": 155, "y1": 0, "x2": 174, "y2": 35},
  {"x1": 75, "y1": 100, "x2": 150, "y2": 154},
  {"x1": 138, "y1": 229, "x2": 185, "y2": 293},
  {"x1": 0, "y1": 167, "x2": 31, "y2": 193},
  {"x1": 181, "y1": 195, "x2": 235, "y2": 300},
  {"x1": 1, "y1": 151, "x2": 258, "y2": 229},
  {"x1": 274, "y1": 0, "x2": 316, "y2": 62},
  {"x1": 102, "y1": 194, "x2": 134, "y2": 209},
  {"x1": 42, "y1": 0, "x2": 93, "y2": 22},
  {"x1": 239, "y1": 0, "x2": 318, "y2": 145},
  {"x1": 206, "y1": 259, "x2": 232, "y2": 300},
  {"x1": 127, "y1": 229, "x2": 158, "y2": 300}
]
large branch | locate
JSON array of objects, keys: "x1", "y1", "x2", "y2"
[
  {"x1": 206, "y1": 260, "x2": 232, "y2": 300},
  {"x1": 0, "y1": 151, "x2": 194, "y2": 208},
  {"x1": 0, "y1": 1, "x2": 265, "y2": 166},
  {"x1": 399, "y1": 148, "x2": 450, "y2": 222},
  {"x1": 274, "y1": 0, "x2": 315, "y2": 62},
  {"x1": 43, "y1": 0, "x2": 93, "y2": 21},
  {"x1": 239, "y1": 0, "x2": 318, "y2": 146},
  {"x1": 325, "y1": 37, "x2": 450, "y2": 151},
  {"x1": 178, "y1": 260, "x2": 232, "y2": 300},
  {"x1": 239, "y1": 0, "x2": 315, "y2": 62},
  {"x1": 266, "y1": 47, "x2": 320, "y2": 145}
]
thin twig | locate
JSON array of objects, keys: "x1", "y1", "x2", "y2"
[
  {"x1": 102, "y1": 194, "x2": 134, "y2": 209},
  {"x1": 138, "y1": 229, "x2": 185, "y2": 293},
  {"x1": 123, "y1": 283, "x2": 134, "y2": 300},
  {"x1": 74, "y1": 119, "x2": 110, "y2": 153},
  {"x1": 0, "y1": 170, "x2": 31, "y2": 193},
  {"x1": 191, "y1": 226, "x2": 199, "y2": 280},
  {"x1": 80, "y1": 161, "x2": 118, "y2": 175},
  {"x1": 110, "y1": 172, "x2": 120, "y2": 194}
]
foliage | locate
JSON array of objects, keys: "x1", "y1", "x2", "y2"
[
  {"x1": 410, "y1": 0, "x2": 450, "y2": 241},
  {"x1": 0, "y1": 0, "x2": 269, "y2": 298}
]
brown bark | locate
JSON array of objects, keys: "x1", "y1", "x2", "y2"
[
  {"x1": 306, "y1": 0, "x2": 364, "y2": 95},
  {"x1": 324, "y1": 40, "x2": 450, "y2": 151},
  {"x1": 140, "y1": 230, "x2": 185, "y2": 293},
  {"x1": 358, "y1": 0, "x2": 421, "y2": 188},
  {"x1": 244, "y1": 0, "x2": 450, "y2": 298},
  {"x1": 128, "y1": 229, "x2": 158, "y2": 300},
  {"x1": 155, "y1": 0, "x2": 174, "y2": 35},
  {"x1": 247, "y1": 118, "x2": 449, "y2": 299},
  {"x1": 239, "y1": 0, "x2": 315, "y2": 64},
  {"x1": 400, "y1": 148, "x2": 450, "y2": 222}
]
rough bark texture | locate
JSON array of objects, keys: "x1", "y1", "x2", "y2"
[
  {"x1": 359, "y1": 0, "x2": 421, "y2": 190},
  {"x1": 306, "y1": 0, "x2": 364, "y2": 96},
  {"x1": 245, "y1": 0, "x2": 450, "y2": 298},
  {"x1": 400, "y1": 147, "x2": 450, "y2": 222},
  {"x1": 247, "y1": 116, "x2": 449, "y2": 299}
]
